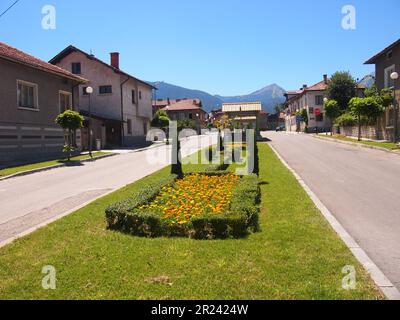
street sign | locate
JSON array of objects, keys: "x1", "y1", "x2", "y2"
[{"x1": 296, "y1": 116, "x2": 304, "y2": 123}]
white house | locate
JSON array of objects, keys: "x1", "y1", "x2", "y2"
[{"x1": 284, "y1": 75, "x2": 332, "y2": 132}]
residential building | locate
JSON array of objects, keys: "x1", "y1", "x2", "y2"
[
  {"x1": 0, "y1": 42, "x2": 87, "y2": 166},
  {"x1": 284, "y1": 75, "x2": 364, "y2": 133},
  {"x1": 221, "y1": 102, "x2": 262, "y2": 133},
  {"x1": 284, "y1": 76, "x2": 332, "y2": 132},
  {"x1": 50, "y1": 46, "x2": 155, "y2": 148},
  {"x1": 365, "y1": 39, "x2": 400, "y2": 141},
  {"x1": 152, "y1": 99, "x2": 207, "y2": 123}
]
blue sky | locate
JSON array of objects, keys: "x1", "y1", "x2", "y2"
[{"x1": 0, "y1": 0, "x2": 399, "y2": 95}]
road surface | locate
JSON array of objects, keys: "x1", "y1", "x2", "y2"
[
  {"x1": 0, "y1": 134, "x2": 216, "y2": 244},
  {"x1": 263, "y1": 131, "x2": 400, "y2": 291}
]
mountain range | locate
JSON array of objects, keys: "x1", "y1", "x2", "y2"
[{"x1": 150, "y1": 81, "x2": 286, "y2": 113}]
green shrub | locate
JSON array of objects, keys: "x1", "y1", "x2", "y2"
[
  {"x1": 335, "y1": 113, "x2": 357, "y2": 127},
  {"x1": 105, "y1": 173, "x2": 260, "y2": 240},
  {"x1": 105, "y1": 174, "x2": 177, "y2": 231}
]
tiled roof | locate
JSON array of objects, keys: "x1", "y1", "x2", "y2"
[
  {"x1": 153, "y1": 99, "x2": 201, "y2": 107},
  {"x1": 222, "y1": 102, "x2": 262, "y2": 112},
  {"x1": 305, "y1": 80, "x2": 328, "y2": 91},
  {"x1": 0, "y1": 42, "x2": 87, "y2": 83},
  {"x1": 365, "y1": 39, "x2": 400, "y2": 64},
  {"x1": 157, "y1": 99, "x2": 205, "y2": 112},
  {"x1": 49, "y1": 45, "x2": 155, "y2": 89}
]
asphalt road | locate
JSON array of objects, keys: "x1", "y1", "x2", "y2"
[
  {"x1": 0, "y1": 134, "x2": 216, "y2": 244},
  {"x1": 263, "y1": 131, "x2": 400, "y2": 290}
]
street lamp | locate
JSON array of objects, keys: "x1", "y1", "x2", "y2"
[
  {"x1": 390, "y1": 72, "x2": 399, "y2": 142},
  {"x1": 86, "y1": 86, "x2": 94, "y2": 158},
  {"x1": 196, "y1": 113, "x2": 200, "y2": 135}
]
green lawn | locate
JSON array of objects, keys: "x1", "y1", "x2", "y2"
[
  {"x1": 0, "y1": 152, "x2": 111, "y2": 178},
  {"x1": 318, "y1": 134, "x2": 400, "y2": 151},
  {"x1": 0, "y1": 143, "x2": 382, "y2": 299}
]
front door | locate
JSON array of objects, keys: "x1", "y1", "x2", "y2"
[{"x1": 105, "y1": 122, "x2": 122, "y2": 147}]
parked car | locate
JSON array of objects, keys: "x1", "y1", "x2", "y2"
[{"x1": 276, "y1": 125, "x2": 285, "y2": 132}]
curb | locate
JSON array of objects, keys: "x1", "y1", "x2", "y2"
[
  {"x1": 268, "y1": 143, "x2": 400, "y2": 300},
  {"x1": 312, "y1": 135, "x2": 400, "y2": 155},
  {"x1": 0, "y1": 188, "x2": 117, "y2": 249},
  {"x1": 0, "y1": 153, "x2": 117, "y2": 182}
]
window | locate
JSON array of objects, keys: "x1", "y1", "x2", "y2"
[
  {"x1": 132, "y1": 90, "x2": 136, "y2": 104},
  {"x1": 17, "y1": 80, "x2": 38, "y2": 110},
  {"x1": 139, "y1": 91, "x2": 142, "y2": 100},
  {"x1": 384, "y1": 65, "x2": 396, "y2": 88},
  {"x1": 315, "y1": 95, "x2": 324, "y2": 106},
  {"x1": 59, "y1": 91, "x2": 72, "y2": 113},
  {"x1": 309, "y1": 107, "x2": 314, "y2": 114},
  {"x1": 82, "y1": 87, "x2": 89, "y2": 95},
  {"x1": 189, "y1": 113, "x2": 193, "y2": 119},
  {"x1": 316, "y1": 114, "x2": 324, "y2": 122},
  {"x1": 99, "y1": 85, "x2": 112, "y2": 94},
  {"x1": 127, "y1": 119, "x2": 132, "y2": 135},
  {"x1": 71, "y1": 63, "x2": 81, "y2": 75}
]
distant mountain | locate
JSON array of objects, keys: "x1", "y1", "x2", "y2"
[
  {"x1": 216, "y1": 84, "x2": 286, "y2": 113},
  {"x1": 358, "y1": 72, "x2": 375, "y2": 88},
  {"x1": 151, "y1": 82, "x2": 223, "y2": 112},
  {"x1": 150, "y1": 81, "x2": 286, "y2": 113}
]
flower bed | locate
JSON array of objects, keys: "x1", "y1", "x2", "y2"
[
  {"x1": 139, "y1": 174, "x2": 239, "y2": 226},
  {"x1": 106, "y1": 172, "x2": 260, "y2": 239}
]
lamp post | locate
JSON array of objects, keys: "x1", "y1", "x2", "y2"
[
  {"x1": 390, "y1": 72, "x2": 399, "y2": 142},
  {"x1": 196, "y1": 113, "x2": 200, "y2": 135},
  {"x1": 85, "y1": 86, "x2": 94, "y2": 158},
  {"x1": 323, "y1": 97, "x2": 329, "y2": 135}
]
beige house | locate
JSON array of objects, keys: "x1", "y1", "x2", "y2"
[
  {"x1": 153, "y1": 99, "x2": 207, "y2": 123},
  {"x1": 0, "y1": 42, "x2": 87, "y2": 166},
  {"x1": 50, "y1": 46, "x2": 155, "y2": 148}
]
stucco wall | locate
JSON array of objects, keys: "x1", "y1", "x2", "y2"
[
  {"x1": 54, "y1": 51, "x2": 121, "y2": 120},
  {"x1": 0, "y1": 58, "x2": 79, "y2": 165}
]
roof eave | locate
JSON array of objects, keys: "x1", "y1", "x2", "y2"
[{"x1": 0, "y1": 55, "x2": 88, "y2": 83}]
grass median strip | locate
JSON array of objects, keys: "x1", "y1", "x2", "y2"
[
  {"x1": 0, "y1": 143, "x2": 382, "y2": 299},
  {"x1": 318, "y1": 134, "x2": 400, "y2": 151},
  {"x1": 0, "y1": 152, "x2": 111, "y2": 178}
]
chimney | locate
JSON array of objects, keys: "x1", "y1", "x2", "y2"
[
  {"x1": 323, "y1": 74, "x2": 328, "y2": 84},
  {"x1": 110, "y1": 52, "x2": 120, "y2": 69},
  {"x1": 167, "y1": 98, "x2": 170, "y2": 105},
  {"x1": 302, "y1": 84, "x2": 307, "y2": 90}
]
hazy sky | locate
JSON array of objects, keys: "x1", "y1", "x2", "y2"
[{"x1": 0, "y1": 0, "x2": 399, "y2": 95}]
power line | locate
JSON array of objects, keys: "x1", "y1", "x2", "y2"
[{"x1": 0, "y1": 0, "x2": 21, "y2": 19}]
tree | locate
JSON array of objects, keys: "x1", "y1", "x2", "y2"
[
  {"x1": 171, "y1": 136, "x2": 183, "y2": 178},
  {"x1": 296, "y1": 108, "x2": 308, "y2": 131},
  {"x1": 215, "y1": 115, "x2": 232, "y2": 152},
  {"x1": 274, "y1": 103, "x2": 285, "y2": 114},
  {"x1": 324, "y1": 99, "x2": 341, "y2": 135},
  {"x1": 349, "y1": 97, "x2": 385, "y2": 141},
  {"x1": 151, "y1": 110, "x2": 170, "y2": 129},
  {"x1": 327, "y1": 71, "x2": 357, "y2": 111},
  {"x1": 55, "y1": 110, "x2": 84, "y2": 161}
]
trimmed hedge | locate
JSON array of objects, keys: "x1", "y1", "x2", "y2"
[{"x1": 105, "y1": 173, "x2": 261, "y2": 240}]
